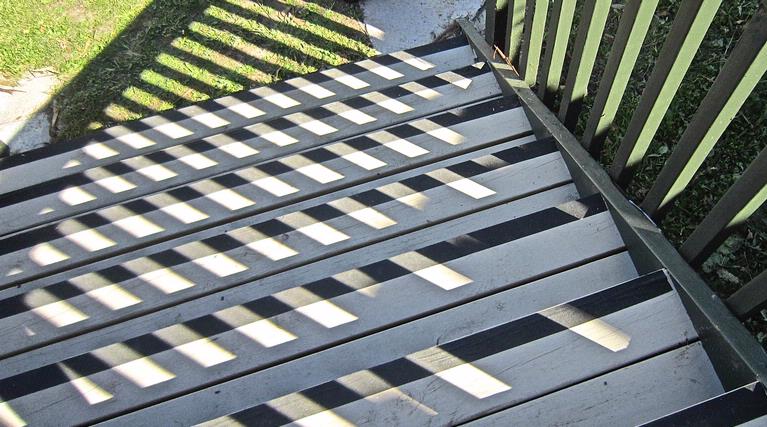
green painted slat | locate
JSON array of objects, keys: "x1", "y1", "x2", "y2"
[
  {"x1": 728, "y1": 269, "x2": 767, "y2": 319},
  {"x1": 505, "y1": 0, "x2": 528, "y2": 63},
  {"x1": 641, "y1": 7, "x2": 767, "y2": 218},
  {"x1": 537, "y1": 0, "x2": 577, "y2": 106},
  {"x1": 518, "y1": 0, "x2": 549, "y2": 86},
  {"x1": 610, "y1": 0, "x2": 722, "y2": 188},
  {"x1": 681, "y1": 146, "x2": 767, "y2": 266},
  {"x1": 581, "y1": 0, "x2": 659, "y2": 157},
  {"x1": 486, "y1": 0, "x2": 498, "y2": 45},
  {"x1": 558, "y1": 0, "x2": 611, "y2": 130}
]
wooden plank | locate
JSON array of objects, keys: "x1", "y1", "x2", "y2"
[
  {"x1": 558, "y1": 0, "x2": 611, "y2": 130},
  {"x1": 0, "y1": 98, "x2": 532, "y2": 288},
  {"x1": 0, "y1": 186, "x2": 617, "y2": 380},
  {"x1": 94, "y1": 272, "x2": 693, "y2": 427},
  {"x1": 0, "y1": 38, "x2": 476, "y2": 197},
  {"x1": 467, "y1": 343, "x2": 722, "y2": 426},
  {"x1": 609, "y1": 0, "x2": 722, "y2": 187},
  {"x1": 581, "y1": 0, "x2": 659, "y2": 157},
  {"x1": 537, "y1": 0, "x2": 576, "y2": 106},
  {"x1": 504, "y1": 0, "x2": 527, "y2": 63},
  {"x1": 518, "y1": 0, "x2": 548, "y2": 86},
  {"x1": 0, "y1": 143, "x2": 574, "y2": 357},
  {"x1": 641, "y1": 7, "x2": 767, "y2": 218},
  {"x1": 641, "y1": 382, "x2": 767, "y2": 426},
  {"x1": 0, "y1": 65, "x2": 501, "y2": 237},
  {"x1": 0, "y1": 225, "x2": 633, "y2": 426},
  {"x1": 681, "y1": 145, "x2": 767, "y2": 266}
]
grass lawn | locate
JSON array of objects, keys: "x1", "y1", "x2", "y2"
[
  {"x1": 576, "y1": 0, "x2": 767, "y2": 342},
  {"x1": 0, "y1": 0, "x2": 375, "y2": 140}
]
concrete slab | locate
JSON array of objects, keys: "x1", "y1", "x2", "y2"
[
  {"x1": 361, "y1": 0, "x2": 485, "y2": 54},
  {"x1": 0, "y1": 70, "x2": 58, "y2": 156}
]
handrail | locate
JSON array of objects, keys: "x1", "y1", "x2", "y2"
[{"x1": 483, "y1": 0, "x2": 767, "y2": 321}]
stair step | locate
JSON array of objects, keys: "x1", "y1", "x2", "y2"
[
  {"x1": 0, "y1": 63, "x2": 501, "y2": 237},
  {"x1": 468, "y1": 341, "x2": 723, "y2": 426},
  {"x1": 0, "y1": 134, "x2": 570, "y2": 357},
  {"x1": 0, "y1": 37, "x2": 477, "y2": 197},
  {"x1": 87, "y1": 270, "x2": 692, "y2": 426},
  {"x1": 640, "y1": 382, "x2": 767, "y2": 426},
  {"x1": 0, "y1": 97, "x2": 531, "y2": 288}
]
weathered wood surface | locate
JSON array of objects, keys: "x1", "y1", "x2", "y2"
[{"x1": 0, "y1": 38, "x2": 477, "y2": 196}]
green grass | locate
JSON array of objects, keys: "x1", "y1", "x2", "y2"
[
  {"x1": 575, "y1": 1, "x2": 767, "y2": 342},
  {"x1": 0, "y1": 0, "x2": 375, "y2": 139}
]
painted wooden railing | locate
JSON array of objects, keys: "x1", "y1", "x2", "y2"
[{"x1": 485, "y1": 0, "x2": 767, "y2": 320}]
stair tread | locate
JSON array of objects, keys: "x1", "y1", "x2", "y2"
[
  {"x1": 0, "y1": 37, "x2": 477, "y2": 197},
  {"x1": 468, "y1": 341, "x2": 723, "y2": 427},
  {"x1": 0, "y1": 97, "x2": 530, "y2": 288}
]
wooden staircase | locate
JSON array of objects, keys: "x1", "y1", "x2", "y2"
[{"x1": 0, "y1": 35, "x2": 764, "y2": 426}]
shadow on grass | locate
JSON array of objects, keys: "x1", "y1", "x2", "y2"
[{"x1": 9, "y1": 0, "x2": 373, "y2": 146}]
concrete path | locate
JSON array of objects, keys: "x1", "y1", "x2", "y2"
[
  {"x1": 361, "y1": 0, "x2": 485, "y2": 54},
  {"x1": 0, "y1": 70, "x2": 58, "y2": 156}
]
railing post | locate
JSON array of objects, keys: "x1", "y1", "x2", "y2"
[
  {"x1": 505, "y1": 0, "x2": 528, "y2": 64},
  {"x1": 581, "y1": 0, "x2": 659, "y2": 158},
  {"x1": 610, "y1": 0, "x2": 722, "y2": 188},
  {"x1": 518, "y1": 0, "x2": 549, "y2": 86},
  {"x1": 641, "y1": 6, "x2": 767, "y2": 218},
  {"x1": 485, "y1": 0, "x2": 497, "y2": 45},
  {"x1": 537, "y1": 0, "x2": 577, "y2": 106},
  {"x1": 558, "y1": 0, "x2": 611, "y2": 131},
  {"x1": 728, "y1": 270, "x2": 767, "y2": 320},
  {"x1": 680, "y1": 146, "x2": 767, "y2": 266}
]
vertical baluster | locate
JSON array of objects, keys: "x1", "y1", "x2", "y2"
[
  {"x1": 728, "y1": 269, "x2": 767, "y2": 320},
  {"x1": 486, "y1": 0, "x2": 498, "y2": 45},
  {"x1": 537, "y1": 0, "x2": 577, "y2": 106},
  {"x1": 518, "y1": 0, "x2": 549, "y2": 86},
  {"x1": 610, "y1": 0, "x2": 722, "y2": 188},
  {"x1": 581, "y1": 0, "x2": 659, "y2": 158},
  {"x1": 641, "y1": 6, "x2": 767, "y2": 218},
  {"x1": 558, "y1": 0, "x2": 611, "y2": 130},
  {"x1": 505, "y1": 0, "x2": 528, "y2": 64},
  {"x1": 680, "y1": 146, "x2": 767, "y2": 266}
]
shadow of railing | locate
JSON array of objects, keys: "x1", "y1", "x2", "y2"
[{"x1": 6, "y1": 0, "x2": 373, "y2": 150}]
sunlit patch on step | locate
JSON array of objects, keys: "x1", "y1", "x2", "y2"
[
  {"x1": 193, "y1": 253, "x2": 248, "y2": 278},
  {"x1": 542, "y1": 304, "x2": 631, "y2": 352},
  {"x1": 228, "y1": 102, "x2": 265, "y2": 119},
  {"x1": 325, "y1": 102, "x2": 376, "y2": 125},
  {"x1": 83, "y1": 142, "x2": 119, "y2": 160},
  {"x1": 401, "y1": 81, "x2": 441, "y2": 100},
  {"x1": 137, "y1": 163, "x2": 178, "y2": 182},
  {"x1": 435, "y1": 363, "x2": 512, "y2": 399},
  {"x1": 235, "y1": 318, "x2": 298, "y2": 348},
  {"x1": 86, "y1": 284, "x2": 142, "y2": 311},
  {"x1": 263, "y1": 91, "x2": 301, "y2": 109},
  {"x1": 113, "y1": 214, "x2": 165, "y2": 238},
  {"x1": 322, "y1": 68, "x2": 369, "y2": 90},
  {"x1": 206, "y1": 188, "x2": 255, "y2": 211},
  {"x1": 111, "y1": 355, "x2": 176, "y2": 388},
  {"x1": 412, "y1": 119, "x2": 465, "y2": 145},
  {"x1": 378, "y1": 182, "x2": 430, "y2": 210},
  {"x1": 192, "y1": 112, "x2": 230, "y2": 129},
  {"x1": 220, "y1": 141, "x2": 259, "y2": 159},
  {"x1": 292, "y1": 409, "x2": 356, "y2": 427},
  {"x1": 414, "y1": 264, "x2": 473, "y2": 290},
  {"x1": 283, "y1": 156, "x2": 344, "y2": 184},
  {"x1": 0, "y1": 401, "x2": 28, "y2": 427},
  {"x1": 390, "y1": 50, "x2": 435, "y2": 71},
  {"x1": 295, "y1": 300, "x2": 358, "y2": 328},
  {"x1": 259, "y1": 128, "x2": 299, "y2": 147},
  {"x1": 328, "y1": 198, "x2": 396, "y2": 230},
  {"x1": 325, "y1": 142, "x2": 386, "y2": 170},
  {"x1": 138, "y1": 267, "x2": 195, "y2": 294},
  {"x1": 29, "y1": 242, "x2": 70, "y2": 266},
  {"x1": 59, "y1": 363, "x2": 113, "y2": 405},
  {"x1": 159, "y1": 201, "x2": 209, "y2": 224},
  {"x1": 116, "y1": 132, "x2": 156, "y2": 150},
  {"x1": 245, "y1": 236, "x2": 299, "y2": 261},
  {"x1": 178, "y1": 152, "x2": 218, "y2": 170},
  {"x1": 94, "y1": 175, "x2": 137, "y2": 194},
  {"x1": 363, "y1": 92, "x2": 413, "y2": 114},
  {"x1": 437, "y1": 70, "x2": 473, "y2": 89},
  {"x1": 31, "y1": 295, "x2": 89, "y2": 328},
  {"x1": 370, "y1": 131, "x2": 429, "y2": 158},
  {"x1": 172, "y1": 337, "x2": 236, "y2": 368},
  {"x1": 252, "y1": 176, "x2": 299, "y2": 197},
  {"x1": 59, "y1": 187, "x2": 97, "y2": 206},
  {"x1": 155, "y1": 122, "x2": 193, "y2": 139},
  {"x1": 289, "y1": 77, "x2": 335, "y2": 99},
  {"x1": 359, "y1": 61, "x2": 404, "y2": 80},
  {"x1": 65, "y1": 228, "x2": 117, "y2": 252}
]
